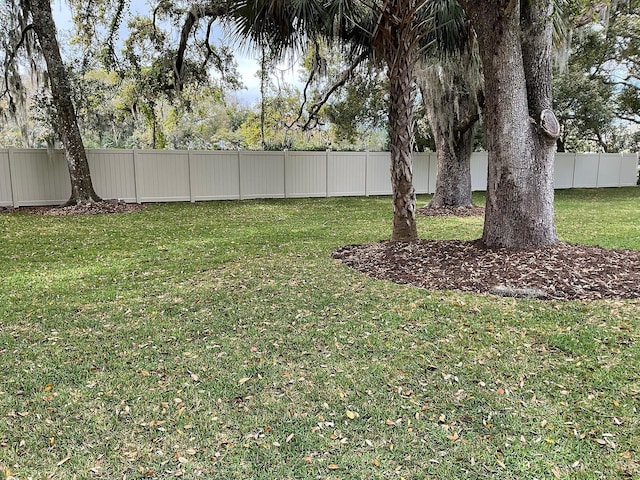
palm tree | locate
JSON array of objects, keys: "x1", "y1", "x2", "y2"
[{"x1": 228, "y1": 0, "x2": 429, "y2": 240}]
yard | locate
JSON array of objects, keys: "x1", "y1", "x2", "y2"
[{"x1": 0, "y1": 188, "x2": 639, "y2": 479}]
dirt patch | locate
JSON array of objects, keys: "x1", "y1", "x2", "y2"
[
  {"x1": 1, "y1": 200, "x2": 145, "y2": 216},
  {"x1": 332, "y1": 240, "x2": 640, "y2": 301}
]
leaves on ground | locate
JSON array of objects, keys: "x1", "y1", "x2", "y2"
[{"x1": 333, "y1": 240, "x2": 640, "y2": 300}]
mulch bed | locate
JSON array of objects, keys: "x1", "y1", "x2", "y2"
[
  {"x1": 0, "y1": 200, "x2": 145, "y2": 216},
  {"x1": 332, "y1": 239, "x2": 640, "y2": 301}
]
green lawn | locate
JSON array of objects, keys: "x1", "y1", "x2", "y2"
[{"x1": 1, "y1": 187, "x2": 639, "y2": 479}]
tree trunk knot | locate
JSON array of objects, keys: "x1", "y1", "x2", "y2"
[{"x1": 532, "y1": 108, "x2": 560, "y2": 140}]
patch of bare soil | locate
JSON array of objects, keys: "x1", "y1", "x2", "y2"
[
  {"x1": 417, "y1": 205, "x2": 485, "y2": 217},
  {"x1": 1, "y1": 200, "x2": 145, "y2": 216},
  {"x1": 332, "y1": 240, "x2": 640, "y2": 301}
]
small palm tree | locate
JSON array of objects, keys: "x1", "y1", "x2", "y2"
[{"x1": 229, "y1": 0, "x2": 434, "y2": 241}]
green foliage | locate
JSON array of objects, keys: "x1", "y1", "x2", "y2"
[
  {"x1": 553, "y1": 1, "x2": 640, "y2": 152},
  {"x1": 0, "y1": 189, "x2": 639, "y2": 478}
]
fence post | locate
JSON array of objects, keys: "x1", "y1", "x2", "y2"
[
  {"x1": 284, "y1": 149, "x2": 288, "y2": 199},
  {"x1": 132, "y1": 148, "x2": 142, "y2": 204},
  {"x1": 325, "y1": 149, "x2": 330, "y2": 198},
  {"x1": 7, "y1": 147, "x2": 18, "y2": 208},
  {"x1": 365, "y1": 150, "x2": 369, "y2": 197},
  {"x1": 237, "y1": 149, "x2": 243, "y2": 200},
  {"x1": 617, "y1": 153, "x2": 624, "y2": 187}
]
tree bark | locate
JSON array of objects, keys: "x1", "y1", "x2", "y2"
[
  {"x1": 460, "y1": 0, "x2": 558, "y2": 248},
  {"x1": 429, "y1": 125, "x2": 474, "y2": 208},
  {"x1": 29, "y1": 0, "x2": 101, "y2": 205},
  {"x1": 379, "y1": 0, "x2": 418, "y2": 241},
  {"x1": 417, "y1": 64, "x2": 478, "y2": 209}
]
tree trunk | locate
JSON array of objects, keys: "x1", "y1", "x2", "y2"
[
  {"x1": 429, "y1": 125, "x2": 474, "y2": 208},
  {"x1": 460, "y1": 0, "x2": 558, "y2": 248},
  {"x1": 29, "y1": 0, "x2": 101, "y2": 205},
  {"x1": 380, "y1": 0, "x2": 418, "y2": 241},
  {"x1": 417, "y1": 63, "x2": 479, "y2": 208}
]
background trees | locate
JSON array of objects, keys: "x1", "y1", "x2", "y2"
[
  {"x1": 554, "y1": 0, "x2": 640, "y2": 153},
  {"x1": 3, "y1": 0, "x2": 638, "y2": 157}
]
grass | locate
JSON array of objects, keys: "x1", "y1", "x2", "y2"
[{"x1": 0, "y1": 187, "x2": 639, "y2": 480}]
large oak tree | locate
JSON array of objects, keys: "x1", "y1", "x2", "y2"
[
  {"x1": 2, "y1": 0, "x2": 101, "y2": 205},
  {"x1": 459, "y1": 0, "x2": 560, "y2": 247}
]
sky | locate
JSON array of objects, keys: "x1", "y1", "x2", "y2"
[{"x1": 50, "y1": 0, "x2": 302, "y2": 105}]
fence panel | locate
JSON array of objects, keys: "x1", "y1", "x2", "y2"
[
  {"x1": 135, "y1": 150, "x2": 191, "y2": 202},
  {"x1": 596, "y1": 154, "x2": 623, "y2": 187},
  {"x1": 554, "y1": 153, "x2": 576, "y2": 189},
  {"x1": 285, "y1": 151, "x2": 326, "y2": 198},
  {"x1": 366, "y1": 152, "x2": 392, "y2": 195},
  {"x1": 0, "y1": 150, "x2": 12, "y2": 207},
  {"x1": 573, "y1": 153, "x2": 600, "y2": 188},
  {"x1": 190, "y1": 151, "x2": 241, "y2": 201},
  {"x1": 239, "y1": 151, "x2": 285, "y2": 199},
  {"x1": 427, "y1": 153, "x2": 439, "y2": 193},
  {"x1": 470, "y1": 152, "x2": 488, "y2": 191},
  {"x1": 11, "y1": 149, "x2": 70, "y2": 206},
  {"x1": 88, "y1": 149, "x2": 137, "y2": 202},
  {"x1": 621, "y1": 153, "x2": 639, "y2": 187},
  {"x1": 327, "y1": 152, "x2": 366, "y2": 196},
  {"x1": 412, "y1": 152, "x2": 431, "y2": 194}
]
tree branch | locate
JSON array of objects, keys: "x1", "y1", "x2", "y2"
[
  {"x1": 299, "y1": 51, "x2": 369, "y2": 131},
  {"x1": 175, "y1": 3, "x2": 230, "y2": 91},
  {"x1": 617, "y1": 114, "x2": 640, "y2": 124},
  {"x1": 456, "y1": 112, "x2": 480, "y2": 135},
  {"x1": 1, "y1": 24, "x2": 35, "y2": 104}
]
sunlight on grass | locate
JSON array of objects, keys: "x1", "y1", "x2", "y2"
[{"x1": 0, "y1": 188, "x2": 639, "y2": 479}]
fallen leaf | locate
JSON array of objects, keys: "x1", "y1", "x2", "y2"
[
  {"x1": 328, "y1": 464, "x2": 340, "y2": 470},
  {"x1": 372, "y1": 459, "x2": 380, "y2": 467},
  {"x1": 345, "y1": 410, "x2": 357, "y2": 420},
  {"x1": 238, "y1": 377, "x2": 251, "y2": 385},
  {"x1": 551, "y1": 467, "x2": 561, "y2": 479},
  {"x1": 44, "y1": 383, "x2": 53, "y2": 392},
  {"x1": 56, "y1": 456, "x2": 71, "y2": 467}
]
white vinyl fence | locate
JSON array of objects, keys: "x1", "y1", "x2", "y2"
[{"x1": 0, "y1": 148, "x2": 637, "y2": 207}]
